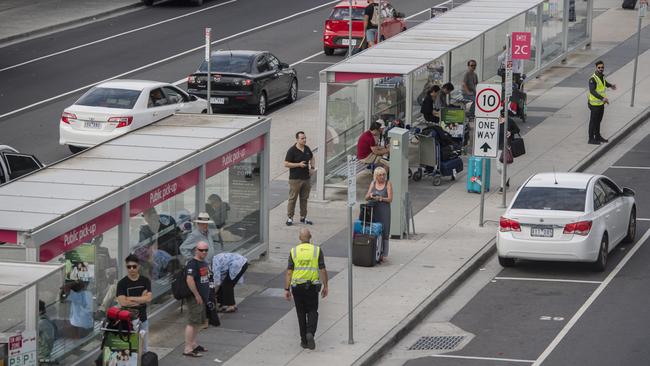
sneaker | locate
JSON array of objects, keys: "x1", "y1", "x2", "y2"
[
  {"x1": 598, "y1": 137, "x2": 609, "y2": 143},
  {"x1": 286, "y1": 218, "x2": 293, "y2": 226},
  {"x1": 305, "y1": 333, "x2": 316, "y2": 350},
  {"x1": 300, "y1": 217, "x2": 313, "y2": 225}
]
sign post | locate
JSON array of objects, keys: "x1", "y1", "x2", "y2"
[
  {"x1": 348, "y1": 1, "x2": 353, "y2": 57},
  {"x1": 474, "y1": 84, "x2": 501, "y2": 226},
  {"x1": 346, "y1": 155, "x2": 356, "y2": 345},
  {"x1": 631, "y1": 1, "x2": 647, "y2": 107},
  {"x1": 205, "y1": 27, "x2": 212, "y2": 114},
  {"x1": 502, "y1": 34, "x2": 512, "y2": 208}
]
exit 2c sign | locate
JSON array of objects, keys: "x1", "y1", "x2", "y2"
[{"x1": 512, "y1": 32, "x2": 531, "y2": 60}]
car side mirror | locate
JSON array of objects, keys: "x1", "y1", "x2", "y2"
[
  {"x1": 189, "y1": 95, "x2": 198, "y2": 101},
  {"x1": 279, "y1": 62, "x2": 289, "y2": 69},
  {"x1": 622, "y1": 187, "x2": 635, "y2": 197}
]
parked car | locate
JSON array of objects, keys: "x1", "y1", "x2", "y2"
[
  {"x1": 0, "y1": 145, "x2": 43, "y2": 185},
  {"x1": 323, "y1": 0, "x2": 407, "y2": 56},
  {"x1": 186, "y1": 50, "x2": 298, "y2": 115},
  {"x1": 59, "y1": 80, "x2": 207, "y2": 153},
  {"x1": 497, "y1": 173, "x2": 636, "y2": 271}
]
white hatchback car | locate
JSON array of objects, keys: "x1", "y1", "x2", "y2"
[
  {"x1": 59, "y1": 80, "x2": 207, "y2": 153},
  {"x1": 497, "y1": 172, "x2": 636, "y2": 271}
]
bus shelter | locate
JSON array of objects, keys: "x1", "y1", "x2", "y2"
[
  {"x1": 316, "y1": 0, "x2": 593, "y2": 199},
  {"x1": 0, "y1": 113, "x2": 270, "y2": 364}
]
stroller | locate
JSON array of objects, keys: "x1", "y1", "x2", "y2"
[{"x1": 409, "y1": 124, "x2": 463, "y2": 186}]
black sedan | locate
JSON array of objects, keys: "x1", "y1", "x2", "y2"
[{"x1": 186, "y1": 50, "x2": 298, "y2": 115}]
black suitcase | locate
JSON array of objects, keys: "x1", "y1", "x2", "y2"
[
  {"x1": 141, "y1": 351, "x2": 159, "y2": 366},
  {"x1": 622, "y1": 0, "x2": 637, "y2": 9},
  {"x1": 353, "y1": 204, "x2": 381, "y2": 267}
]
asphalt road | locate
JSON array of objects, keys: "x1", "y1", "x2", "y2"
[
  {"x1": 0, "y1": 0, "x2": 442, "y2": 164},
  {"x1": 382, "y1": 124, "x2": 650, "y2": 366}
]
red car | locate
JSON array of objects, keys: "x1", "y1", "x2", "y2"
[{"x1": 323, "y1": 1, "x2": 407, "y2": 56}]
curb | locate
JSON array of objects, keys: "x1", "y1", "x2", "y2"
[
  {"x1": 571, "y1": 106, "x2": 650, "y2": 172},
  {"x1": 353, "y1": 106, "x2": 650, "y2": 366},
  {"x1": 353, "y1": 239, "x2": 497, "y2": 366},
  {"x1": 0, "y1": 2, "x2": 143, "y2": 46}
]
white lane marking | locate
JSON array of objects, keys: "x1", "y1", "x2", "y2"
[
  {"x1": 299, "y1": 61, "x2": 336, "y2": 65},
  {"x1": 610, "y1": 166, "x2": 650, "y2": 170},
  {"x1": 0, "y1": 1, "x2": 339, "y2": 120},
  {"x1": 494, "y1": 277, "x2": 603, "y2": 285},
  {"x1": 638, "y1": 218, "x2": 650, "y2": 221},
  {"x1": 0, "y1": 0, "x2": 237, "y2": 73},
  {"x1": 532, "y1": 228, "x2": 650, "y2": 365},
  {"x1": 429, "y1": 354, "x2": 534, "y2": 363},
  {"x1": 298, "y1": 89, "x2": 319, "y2": 93}
]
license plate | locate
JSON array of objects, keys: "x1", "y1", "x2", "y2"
[
  {"x1": 84, "y1": 121, "x2": 101, "y2": 129},
  {"x1": 531, "y1": 226, "x2": 554, "y2": 238},
  {"x1": 341, "y1": 38, "x2": 357, "y2": 46},
  {"x1": 210, "y1": 97, "x2": 226, "y2": 104}
]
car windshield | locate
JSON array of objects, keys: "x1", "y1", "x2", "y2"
[
  {"x1": 329, "y1": 7, "x2": 366, "y2": 20},
  {"x1": 512, "y1": 187, "x2": 586, "y2": 212},
  {"x1": 199, "y1": 55, "x2": 252, "y2": 73},
  {"x1": 76, "y1": 87, "x2": 141, "y2": 109}
]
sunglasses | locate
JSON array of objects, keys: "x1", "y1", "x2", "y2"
[
  {"x1": 597, "y1": 66, "x2": 604, "y2": 70},
  {"x1": 197, "y1": 249, "x2": 209, "y2": 253},
  {"x1": 126, "y1": 265, "x2": 138, "y2": 270}
]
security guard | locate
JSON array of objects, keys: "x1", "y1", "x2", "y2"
[
  {"x1": 588, "y1": 60, "x2": 617, "y2": 145},
  {"x1": 284, "y1": 228, "x2": 328, "y2": 350}
]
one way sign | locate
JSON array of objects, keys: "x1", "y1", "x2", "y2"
[{"x1": 473, "y1": 117, "x2": 499, "y2": 158}]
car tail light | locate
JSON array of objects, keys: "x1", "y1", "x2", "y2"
[
  {"x1": 109, "y1": 116, "x2": 133, "y2": 128},
  {"x1": 61, "y1": 112, "x2": 76, "y2": 124},
  {"x1": 563, "y1": 220, "x2": 592, "y2": 236},
  {"x1": 499, "y1": 216, "x2": 521, "y2": 232}
]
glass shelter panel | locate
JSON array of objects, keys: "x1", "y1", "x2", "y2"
[
  {"x1": 568, "y1": 0, "x2": 589, "y2": 48},
  {"x1": 450, "y1": 37, "x2": 482, "y2": 89},
  {"x1": 541, "y1": 0, "x2": 565, "y2": 62},
  {"x1": 411, "y1": 60, "x2": 445, "y2": 125},
  {"x1": 523, "y1": 7, "x2": 539, "y2": 74}
]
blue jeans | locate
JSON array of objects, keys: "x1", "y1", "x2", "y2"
[{"x1": 365, "y1": 28, "x2": 378, "y2": 44}]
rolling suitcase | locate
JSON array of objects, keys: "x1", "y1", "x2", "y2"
[
  {"x1": 440, "y1": 156, "x2": 463, "y2": 177},
  {"x1": 353, "y1": 203, "x2": 383, "y2": 267},
  {"x1": 467, "y1": 156, "x2": 491, "y2": 193},
  {"x1": 622, "y1": 0, "x2": 637, "y2": 9}
]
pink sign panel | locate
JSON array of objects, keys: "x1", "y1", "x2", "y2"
[
  {"x1": 40, "y1": 207, "x2": 122, "y2": 262},
  {"x1": 511, "y1": 32, "x2": 532, "y2": 60},
  {"x1": 130, "y1": 169, "x2": 199, "y2": 217},
  {"x1": 0, "y1": 230, "x2": 18, "y2": 244},
  {"x1": 206, "y1": 136, "x2": 265, "y2": 178}
]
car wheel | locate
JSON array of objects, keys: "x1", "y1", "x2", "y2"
[
  {"x1": 68, "y1": 145, "x2": 85, "y2": 154},
  {"x1": 286, "y1": 79, "x2": 298, "y2": 104},
  {"x1": 623, "y1": 206, "x2": 636, "y2": 243},
  {"x1": 498, "y1": 256, "x2": 515, "y2": 267},
  {"x1": 374, "y1": 236, "x2": 382, "y2": 265},
  {"x1": 256, "y1": 92, "x2": 267, "y2": 115},
  {"x1": 324, "y1": 46, "x2": 334, "y2": 56},
  {"x1": 592, "y1": 234, "x2": 608, "y2": 272},
  {"x1": 141, "y1": 0, "x2": 154, "y2": 5}
]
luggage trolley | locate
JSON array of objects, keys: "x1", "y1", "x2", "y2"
[{"x1": 99, "y1": 308, "x2": 148, "y2": 366}]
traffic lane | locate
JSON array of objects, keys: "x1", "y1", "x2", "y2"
[
  {"x1": 536, "y1": 221, "x2": 650, "y2": 366},
  {"x1": 404, "y1": 280, "x2": 599, "y2": 365},
  {"x1": 602, "y1": 169, "x2": 650, "y2": 219},
  {"x1": 610, "y1": 133, "x2": 650, "y2": 168},
  {"x1": 0, "y1": 0, "x2": 337, "y2": 115}
]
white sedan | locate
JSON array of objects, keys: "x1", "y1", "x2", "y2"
[
  {"x1": 497, "y1": 172, "x2": 636, "y2": 271},
  {"x1": 59, "y1": 80, "x2": 207, "y2": 153}
]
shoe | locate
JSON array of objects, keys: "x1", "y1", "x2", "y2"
[
  {"x1": 506, "y1": 178, "x2": 510, "y2": 188},
  {"x1": 598, "y1": 137, "x2": 609, "y2": 143},
  {"x1": 498, "y1": 187, "x2": 504, "y2": 194},
  {"x1": 300, "y1": 217, "x2": 313, "y2": 225},
  {"x1": 587, "y1": 140, "x2": 601, "y2": 145},
  {"x1": 305, "y1": 333, "x2": 316, "y2": 350},
  {"x1": 300, "y1": 341, "x2": 309, "y2": 349},
  {"x1": 286, "y1": 218, "x2": 293, "y2": 226},
  {"x1": 193, "y1": 345, "x2": 208, "y2": 353},
  {"x1": 183, "y1": 350, "x2": 203, "y2": 357}
]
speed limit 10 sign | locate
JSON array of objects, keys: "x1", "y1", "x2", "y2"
[{"x1": 475, "y1": 84, "x2": 502, "y2": 118}]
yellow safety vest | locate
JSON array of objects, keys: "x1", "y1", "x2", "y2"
[
  {"x1": 290, "y1": 243, "x2": 320, "y2": 285},
  {"x1": 588, "y1": 73, "x2": 607, "y2": 107}
]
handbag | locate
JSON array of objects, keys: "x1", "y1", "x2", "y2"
[
  {"x1": 499, "y1": 147, "x2": 514, "y2": 164},
  {"x1": 511, "y1": 134, "x2": 526, "y2": 157}
]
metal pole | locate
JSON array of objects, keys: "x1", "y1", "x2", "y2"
[
  {"x1": 478, "y1": 158, "x2": 480, "y2": 227},
  {"x1": 377, "y1": 0, "x2": 382, "y2": 44},
  {"x1": 502, "y1": 34, "x2": 511, "y2": 208},
  {"x1": 348, "y1": 1, "x2": 353, "y2": 57},
  {"x1": 631, "y1": 4, "x2": 646, "y2": 107},
  {"x1": 205, "y1": 28, "x2": 212, "y2": 114},
  {"x1": 347, "y1": 205, "x2": 354, "y2": 344}
]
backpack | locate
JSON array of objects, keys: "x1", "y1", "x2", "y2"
[
  {"x1": 171, "y1": 266, "x2": 192, "y2": 300},
  {"x1": 370, "y1": 4, "x2": 380, "y2": 26}
]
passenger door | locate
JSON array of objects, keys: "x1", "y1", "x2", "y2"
[
  {"x1": 162, "y1": 86, "x2": 201, "y2": 114},
  {"x1": 146, "y1": 87, "x2": 176, "y2": 126},
  {"x1": 267, "y1": 53, "x2": 291, "y2": 101},
  {"x1": 1, "y1": 152, "x2": 43, "y2": 181},
  {"x1": 254, "y1": 55, "x2": 274, "y2": 100},
  {"x1": 601, "y1": 178, "x2": 627, "y2": 242},
  {"x1": 594, "y1": 180, "x2": 618, "y2": 245}
]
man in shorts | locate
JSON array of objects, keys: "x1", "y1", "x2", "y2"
[
  {"x1": 357, "y1": 121, "x2": 389, "y2": 171},
  {"x1": 363, "y1": 0, "x2": 379, "y2": 47},
  {"x1": 183, "y1": 241, "x2": 210, "y2": 358}
]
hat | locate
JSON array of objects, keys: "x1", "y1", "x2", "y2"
[{"x1": 193, "y1": 212, "x2": 214, "y2": 224}]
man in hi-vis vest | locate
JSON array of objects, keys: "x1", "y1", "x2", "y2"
[
  {"x1": 284, "y1": 228, "x2": 328, "y2": 350},
  {"x1": 588, "y1": 60, "x2": 617, "y2": 145}
]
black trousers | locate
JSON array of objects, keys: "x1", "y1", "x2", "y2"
[
  {"x1": 292, "y1": 283, "x2": 320, "y2": 343},
  {"x1": 217, "y1": 263, "x2": 248, "y2": 306},
  {"x1": 588, "y1": 104, "x2": 605, "y2": 141}
]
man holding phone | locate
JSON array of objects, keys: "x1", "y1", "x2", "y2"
[{"x1": 284, "y1": 131, "x2": 316, "y2": 226}]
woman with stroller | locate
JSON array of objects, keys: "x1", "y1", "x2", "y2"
[
  {"x1": 497, "y1": 112, "x2": 520, "y2": 193},
  {"x1": 364, "y1": 167, "x2": 392, "y2": 262}
]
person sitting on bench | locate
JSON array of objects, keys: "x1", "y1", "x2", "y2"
[{"x1": 357, "y1": 122, "x2": 390, "y2": 172}]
